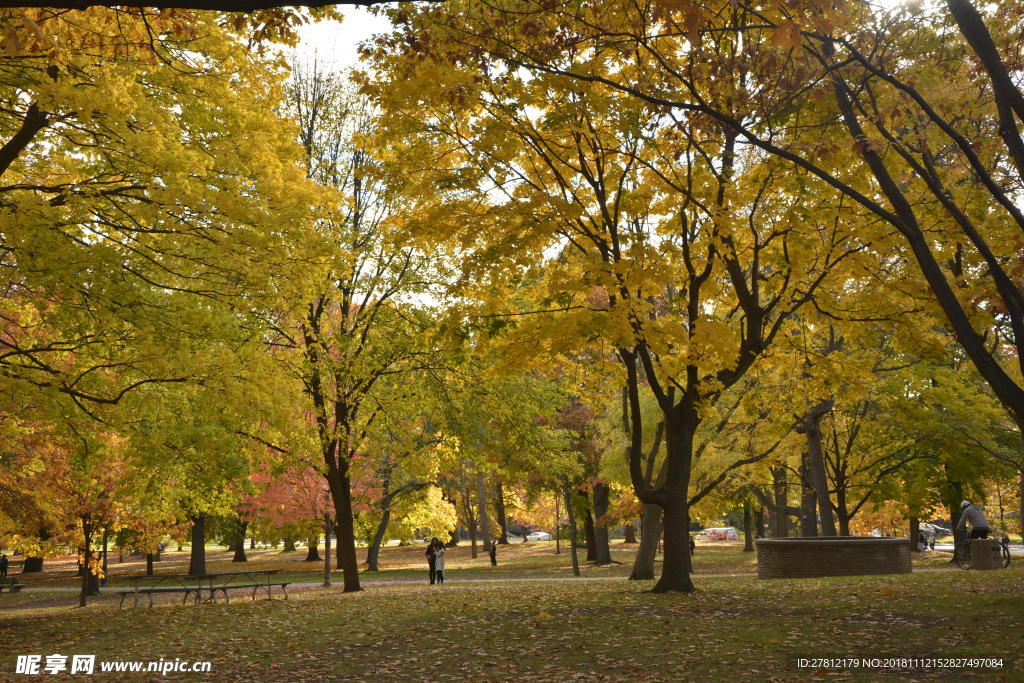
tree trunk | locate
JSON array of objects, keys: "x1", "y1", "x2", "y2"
[
  {"x1": 755, "y1": 507, "x2": 766, "y2": 538},
  {"x1": 624, "y1": 520, "x2": 638, "y2": 544},
  {"x1": 798, "y1": 400, "x2": 838, "y2": 536},
  {"x1": 100, "y1": 527, "x2": 109, "y2": 587},
  {"x1": 800, "y1": 453, "x2": 818, "y2": 537},
  {"x1": 477, "y1": 471, "x2": 491, "y2": 551},
  {"x1": 771, "y1": 467, "x2": 788, "y2": 537},
  {"x1": 581, "y1": 492, "x2": 597, "y2": 561},
  {"x1": 447, "y1": 528, "x2": 460, "y2": 547},
  {"x1": 562, "y1": 483, "x2": 580, "y2": 577},
  {"x1": 146, "y1": 553, "x2": 154, "y2": 576},
  {"x1": 836, "y1": 482, "x2": 851, "y2": 536},
  {"x1": 327, "y1": 465, "x2": 361, "y2": 593},
  {"x1": 469, "y1": 525, "x2": 478, "y2": 559},
  {"x1": 323, "y1": 516, "x2": 332, "y2": 587},
  {"x1": 305, "y1": 535, "x2": 320, "y2": 562},
  {"x1": 79, "y1": 515, "x2": 98, "y2": 607},
  {"x1": 743, "y1": 499, "x2": 754, "y2": 552},
  {"x1": 495, "y1": 481, "x2": 509, "y2": 544},
  {"x1": 653, "y1": 497, "x2": 694, "y2": 593},
  {"x1": 233, "y1": 520, "x2": 248, "y2": 563},
  {"x1": 554, "y1": 490, "x2": 561, "y2": 554},
  {"x1": 590, "y1": 482, "x2": 612, "y2": 564},
  {"x1": 909, "y1": 515, "x2": 920, "y2": 551},
  {"x1": 1018, "y1": 467, "x2": 1023, "y2": 542},
  {"x1": 249, "y1": 537, "x2": 256, "y2": 550},
  {"x1": 366, "y1": 505, "x2": 391, "y2": 572},
  {"x1": 282, "y1": 537, "x2": 296, "y2": 552},
  {"x1": 629, "y1": 504, "x2": 662, "y2": 580},
  {"x1": 188, "y1": 514, "x2": 206, "y2": 576}
]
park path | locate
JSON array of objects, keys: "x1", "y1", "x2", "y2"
[{"x1": 12, "y1": 566, "x2": 974, "y2": 594}]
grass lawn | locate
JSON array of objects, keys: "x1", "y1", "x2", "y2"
[{"x1": 0, "y1": 542, "x2": 1020, "y2": 681}]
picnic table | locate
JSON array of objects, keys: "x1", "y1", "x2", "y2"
[{"x1": 118, "y1": 570, "x2": 289, "y2": 608}]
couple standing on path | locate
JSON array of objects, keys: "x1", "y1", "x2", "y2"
[{"x1": 426, "y1": 538, "x2": 446, "y2": 584}]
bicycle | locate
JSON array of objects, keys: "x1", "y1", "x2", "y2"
[{"x1": 954, "y1": 532, "x2": 1011, "y2": 569}]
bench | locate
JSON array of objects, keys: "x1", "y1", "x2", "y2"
[
  {"x1": 203, "y1": 582, "x2": 291, "y2": 603},
  {"x1": 117, "y1": 571, "x2": 289, "y2": 608},
  {"x1": 0, "y1": 576, "x2": 26, "y2": 593}
]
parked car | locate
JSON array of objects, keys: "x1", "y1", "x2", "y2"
[
  {"x1": 920, "y1": 523, "x2": 952, "y2": 538},
  {"x1": 526, "y1": 531, "x2": 552, "y2": 541},
  {"x1": 696, "y1": 527, "x2": 738, "y2": 541}
]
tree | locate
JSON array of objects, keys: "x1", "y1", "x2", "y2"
[
  {"x1": 368, "y1": 18, "x2": 868, "y2": 590},
  {"x1": 404, "y1": 0, "x2": 1024, "y2": 438},
  {"x1": 263, "y1": 61, "x2": 445, "y2": 592}
]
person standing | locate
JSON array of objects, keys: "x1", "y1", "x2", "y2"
[
  {"x1": 426, "y1": 538, "x2": 438, "y2": 585},
  {"x1": 488, "y1": 541, "x2": 497, "y2": 567},
  {"x1": 0, "y1": 554, "x2": 7, "y2": 579},
  {"x1": 434, "y1": 543, "x2": 446, "y2": 584}
]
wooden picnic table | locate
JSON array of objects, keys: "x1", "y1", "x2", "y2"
[{"x1": 118, "y1": 570, "x2": 289, "y2": 608}]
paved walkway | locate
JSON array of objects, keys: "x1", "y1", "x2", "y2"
[{"x1": 13, "y1": 566, "x2": 981, "y2": 595}]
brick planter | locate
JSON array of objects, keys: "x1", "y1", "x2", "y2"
[{"x1": 755, "y1": 537, "x2": 912, "y2": 579}]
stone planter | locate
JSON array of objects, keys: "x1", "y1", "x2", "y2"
[{"x1": 755, "y1": 537, "x2": 912, "y2": 579}]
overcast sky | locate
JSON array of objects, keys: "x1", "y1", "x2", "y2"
[{"x1": 295, "y1": 8, "x2": 393, "y2": 71}]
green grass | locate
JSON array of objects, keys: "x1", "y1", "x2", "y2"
[{"x1": 1, "y1": 542, "x2": 1020, "y2": 680}]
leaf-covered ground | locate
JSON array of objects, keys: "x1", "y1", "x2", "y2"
[{"x1": 1, "y1": 543, "x2": 1019, "y2": 681}]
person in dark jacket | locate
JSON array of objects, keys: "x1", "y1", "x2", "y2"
[
  {"x1": 488, "y1": 541, "x2": 497, "y2": 566},
  {"x1": 0, "y1": 554, "x2": 8, "y2": 579},
  {"x1": 689, "y1": 536, "x2": 695, "y2": 557},
  {"x1": 426, "y1": 538, "x2": 439, "y2": 584},
  {"x1": 956, "y1": 501, "x2": 990, "y2": 539}
]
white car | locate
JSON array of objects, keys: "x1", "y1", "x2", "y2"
[
  {"x1": 526, "y1": 531, "x2": 552, "y2": 541},
  {"x1": 920, "y1": 523, "x2": 952, "y2": 538}
]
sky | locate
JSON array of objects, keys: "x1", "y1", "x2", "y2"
[{"x1": 295, "y1": 8, "x2": 393, "y2": 71}]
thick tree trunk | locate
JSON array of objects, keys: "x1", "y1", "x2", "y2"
[
  {"x1": 755, "y1": 507, "x2": 766, "y2": 538},
  {"x1": 1018, "y1": 468, "x2": 1023, "y2": 542},
  {"x1": 743, "y1": 499, "x2": 754, "y2": 552},
  {"x1": 581, "y1": 492, "x2": 597, "y2": 561},
  {"x1": 653, "y1": 497, "x2": 695, "y2": 593},
  {"x1": 79, "y1": 516, "x2": 98, "y2": 608},
  {"x1": 494, "y1": 481, "x2": 509, "y2": 544},
  {"x1": 366, "y1": 506, "x2": 391, "y2": 572},
  {"x1": 800, "y1": 453, "x2": 818, "y2": 537},
  {"x1": 835, "y1": 484, "x2": 850, "y2": 536},
  {"x1": 249, "y1": 537, "x2": 256, "y2": 550},
  {"x1": 629, "y1": 504, "x2": 662, "y2": 580},
  {"x1": 562, "y1": 484, "x2": 581, "y2": 577},
  {"x1": 447, "y1": 528, "x2": 460, "y2": 547},
  {"x1": 624, "y1": 520, "x2": 638, "y2": 544},
  {"x1": 909, "y1": 516, "x2": 920, "y2": 550},
  {"x1": 647, "y1": 412, "x2": 698, "y2": 594},
  {"x1": 146, "y1": 553, "x2": 154, "y2": 576},
  {"x1": 798, "y1": 400, "x2": 838, "y2": 536},
  {"x1": 469, "y1": 525, "x2": 478, "y2": 559},
  {"x1": 188, "y1": 514, "x2": 206, "y2": 576},
  {"x1": 282, "y1": 537, "x2": 297, "y2": 552},
  {"x1": 233, "y1": 520, "x2": 248, "y2": 562},
  {"x1": 591, "y1": 482, "x2": 612, "y2": 564},
  {"x1": 477, "y1": 471, "x2": 491, "y2": 551},
  {"x1": 305, "y1": 535, "x2": 320, "y2": 562},
  {"x1": 771, "y1": 467, "x2": 788, "y2": 537},
  {"x1": 327, "y1": 466, "x2": 361, "y2": 593}
]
